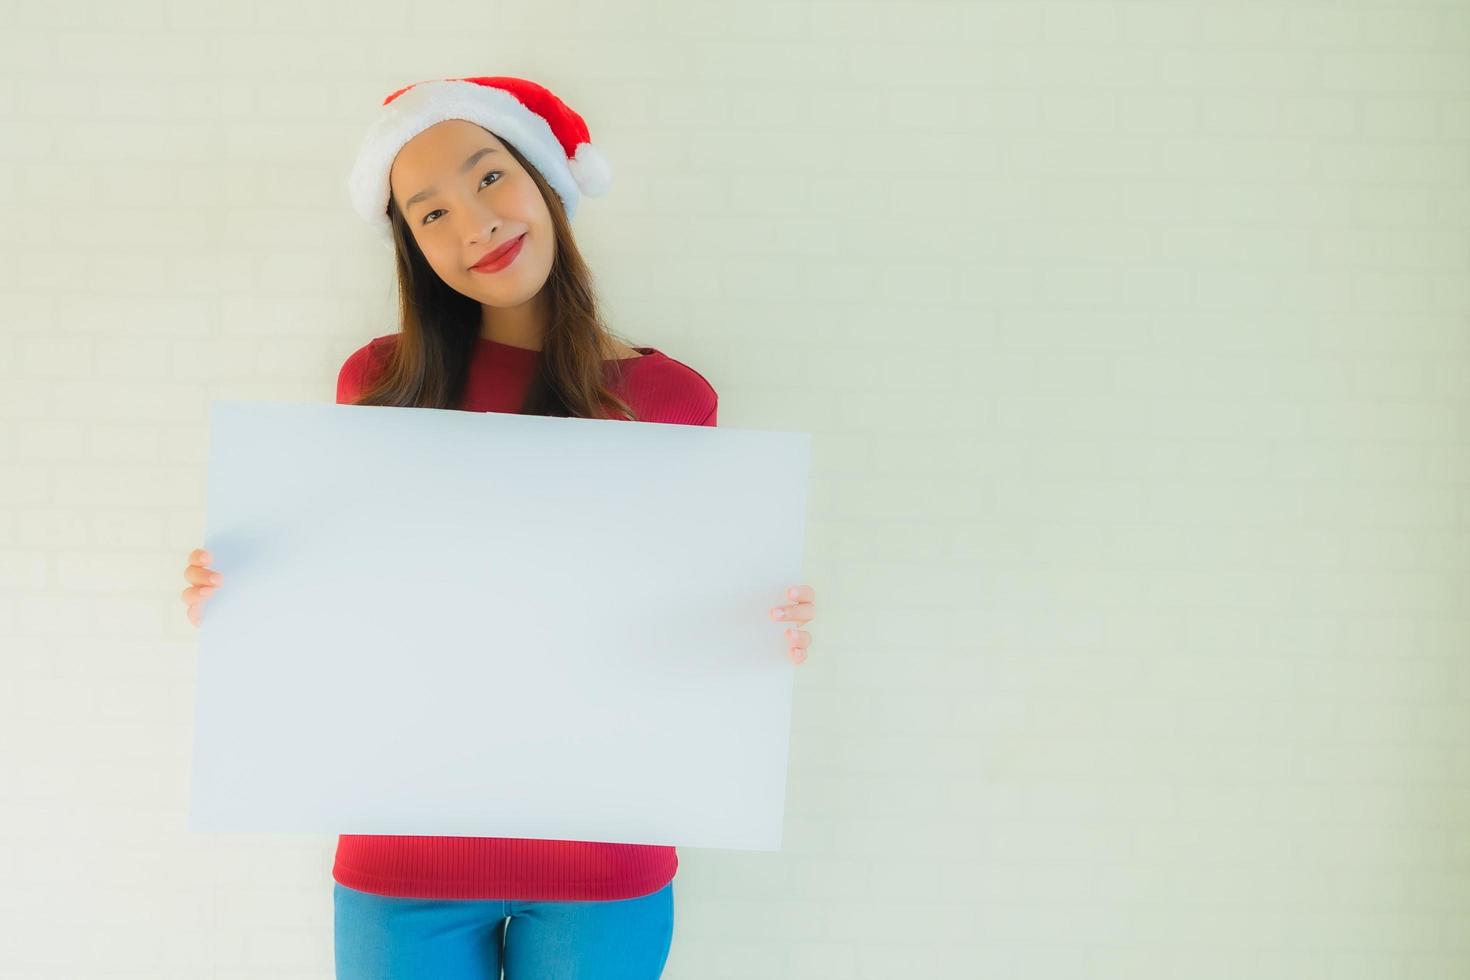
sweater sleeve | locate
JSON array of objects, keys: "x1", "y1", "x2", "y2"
[
  {"x1": 336, "y1": 340, "x2": 382, "y2": 405},
  {"x1": 679, "y1": 358, "x2": 717, "y2": 426}
]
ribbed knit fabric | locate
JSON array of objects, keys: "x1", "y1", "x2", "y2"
[{"x1": 330, "y1": 333, "x2": 718, "y2": 900}]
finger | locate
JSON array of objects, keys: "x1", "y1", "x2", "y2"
[
  {"x1": 188, "y1": 603, "x2": 200, "y2": 627},
  {"x1": 785, "y1": 584, "x2": 813, "y2": 603},
  {"x1": 180, "y1": 584, "x2": 217, "y2": 606},
  {"x1": 189, "y1": 548, "x2": 212, "y2": 566},
  {"x1": 185, "y1": 564, "x2": 222, "y2": 588},
  {"x1": 771, "y1": 601, "x2": 814, "y2": 624},
  {"x1": 788, "y1": 646, "x2": 807, "y2": 664},
  {"x1": 784, "y1": 628, "x2": 811, "y2": 649}
]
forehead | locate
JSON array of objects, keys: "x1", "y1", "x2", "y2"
[{"x1": 391, "y1": 121, "x2": 504, "y2": 184}]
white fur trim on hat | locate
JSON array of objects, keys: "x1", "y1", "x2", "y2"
[
  {"x1": 568, "y1": 142, "x2": 612, "y2": 197},
  {"x1": 347, "y1": 79, "x2": 587, "y2": 250}
]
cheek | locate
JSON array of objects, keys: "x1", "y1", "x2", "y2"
[
  {"x1": 418, "y1": 239, "x2": 461, "y2": 278},
  {"x1": 426, "y1": 254, "x2": 472, "y2": 291},
  {"x1": 530, "y1": 225, "x2": 555, "y2": 269}
]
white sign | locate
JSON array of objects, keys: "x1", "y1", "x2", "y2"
[{"x1": 188, "y1": 400, "x2": 810, "y2": 852}]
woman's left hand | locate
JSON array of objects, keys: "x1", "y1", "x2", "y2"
[{"x1": 770, "y1": 585, "x2": 816, "y2": 665}]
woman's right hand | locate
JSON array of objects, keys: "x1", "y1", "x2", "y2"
[{"x1": 181, "y1": 547, "x2": 222, "y2": 627}]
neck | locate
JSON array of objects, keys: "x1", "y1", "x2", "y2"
[{"x1": 479, "y1": 293, "x2": 548, "y2": 351}]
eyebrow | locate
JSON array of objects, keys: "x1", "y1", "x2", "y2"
[{"x1": 403, "y1": 147, "x2": 500, "y2": 211}]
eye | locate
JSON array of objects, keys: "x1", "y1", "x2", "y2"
[{"x1": 421, "y1": 171, "x2": 502, "y2": 225}]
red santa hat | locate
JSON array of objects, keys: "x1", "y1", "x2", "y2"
[{"x1": 347, "y1": 75, "x2": 612, "y2": 248}]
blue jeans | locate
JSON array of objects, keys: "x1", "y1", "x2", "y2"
[{"x1": 333, "y1": 880, "x2": 675, "y2": 979}]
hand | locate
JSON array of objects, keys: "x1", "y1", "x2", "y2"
[
  {"x1": 770, "y1": 584, "x2": 816, "y2": 665},
  {"x1": 180, "y1": 547, "x2": 222, "y2": 627}
]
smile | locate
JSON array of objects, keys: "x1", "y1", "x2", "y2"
[{"x1": 471, "y1": 234, "x2": 527, "y2": 273}]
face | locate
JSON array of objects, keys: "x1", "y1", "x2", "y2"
[{"x1": 389, "y1": 119, "x2": 555, "y2": 309}]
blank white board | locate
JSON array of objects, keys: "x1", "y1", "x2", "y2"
[{"x1": 188, "y1": 399, "x2": 810, "y2": 851}]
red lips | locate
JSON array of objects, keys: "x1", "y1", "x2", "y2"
[{"x1": 470, "y1": 233, "x2": 526, "y2": 272}]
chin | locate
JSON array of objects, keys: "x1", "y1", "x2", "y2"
[{"x1": 467, "y1": 279, "x2": 537, "y2": 305}]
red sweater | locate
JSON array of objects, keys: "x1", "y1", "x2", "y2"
[{"x1": 330, "y1": 333, "x2": 719, "y2": 900}]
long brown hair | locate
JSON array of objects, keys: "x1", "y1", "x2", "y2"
[{"x1": 348, "y1": 133, "x2": 639, "y2": 420}]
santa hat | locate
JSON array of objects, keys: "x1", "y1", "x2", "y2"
[{"x1": 347, "y1": 75, "x2": 612, "y2": 249}]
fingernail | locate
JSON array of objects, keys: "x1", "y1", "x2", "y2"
[
  {"x1": 788, "y1": 587, "x2": 799, "y2": 599},
  {"x1": 211, "y1": 573, "x2": 222, "y2": 584},
  {"x1": 772, "y1": 608, "x2": 782, "y2": 618},
  {"x1": 200, "y1": 587, "x2": 215, "y2": 596}
]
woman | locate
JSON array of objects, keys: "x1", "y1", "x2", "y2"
[{"x1": 178, "y1": 75, "x2": 817, "y2": 980}]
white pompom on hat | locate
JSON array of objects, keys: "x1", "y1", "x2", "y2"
[{"x1": 347, "y1": 75, "x2": 611, "y2": 249}]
